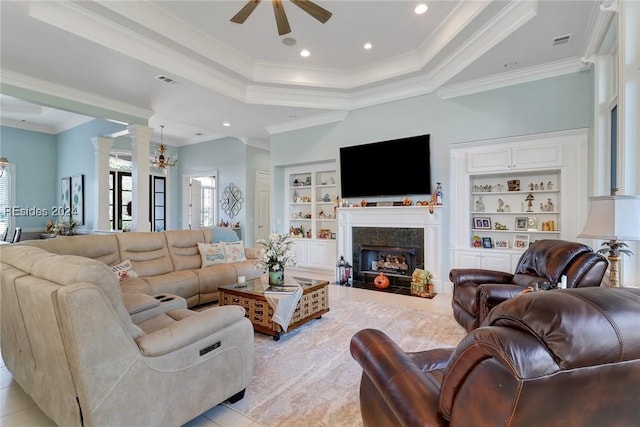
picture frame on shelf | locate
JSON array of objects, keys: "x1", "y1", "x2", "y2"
[
  {"x1": 318, "y1": 229, "x2": 331, "y2": 239},
  {"x1": 482, "y1": 237, "x2": 493, "y2": 248},
  {"x1": 495, "y1": 240, "x2": 509, "y2": 248},
  {"x1": 515, "y1": 217, "x2": 528, "y2": 231},
  {"x1": 473, "y1": 217, "x2": 491, "y2": 230},
  {"x1": 513, "y1": 234, "x2": 530, "y2": 249},
  {"x1": 527, "y1": 216, "x2": 538, "y2": 231}
]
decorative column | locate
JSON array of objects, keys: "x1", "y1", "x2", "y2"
[
  {"x1": 617, "y1": 0, "x2": 640, "y2": 285},
  {"x1": 91, "y1": 136, "x2": 113, "y2": 231},
  {"x1": 128, "y1": 124, "x2": 154, "y2": 232}
]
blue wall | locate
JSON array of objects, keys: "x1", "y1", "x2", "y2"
[
  {"x1": 270, "y1": 71, "x2": 595, "y2": 274},
  {"x1": 0, "y1": 127, "x2": 57, "y2": 230}
]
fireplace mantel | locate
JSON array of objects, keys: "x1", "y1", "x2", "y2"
[{"x1": 336, "y1": 206, "x2": 444, "y2": 293}]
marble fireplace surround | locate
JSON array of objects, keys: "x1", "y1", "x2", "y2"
[{"x1": 336, "y1": 206, "x2": 444, "y2": 293}]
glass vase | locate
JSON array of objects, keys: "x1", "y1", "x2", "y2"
[{"x1": 268, "y1": 266, "x2": 285, "y2": 286}]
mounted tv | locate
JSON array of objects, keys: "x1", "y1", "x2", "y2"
[{"x1": 339, "y1": 134, "x2": 431, "y2": 199}]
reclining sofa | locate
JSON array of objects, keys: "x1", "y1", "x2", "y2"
[
  {"x1": 351, "y1": 287, "x2": 640, "y2": 426},
  {"x1": 0, "y1": 228, "x2": 262, "y2": 426},
  {"x1": 18, "y1": 228, "x2": 263, "y2": 307}
]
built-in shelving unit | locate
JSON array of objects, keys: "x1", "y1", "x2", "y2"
[
  {"x1": 285, "y1": 162, "x2": 338, "y2": 272},
  {"x1": 450, "y1": 129, "x2": 589, "y2": 272}
]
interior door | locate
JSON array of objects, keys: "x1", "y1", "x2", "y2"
[
  {"x1": 255, "y1": 171, "x2": 271, "y2": 244},
  {"x1": 182, "y1": 176, "x2": 203, "y2": 229}
]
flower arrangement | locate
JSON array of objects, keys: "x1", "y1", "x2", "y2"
[
  {"x1": 47, "y1": 217, "x2": 78, "y2": 236},
  {"x1": 255, "y1": 233, "x2": 296, "y2": 272}
]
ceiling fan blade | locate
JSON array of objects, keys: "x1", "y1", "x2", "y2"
[
  {"x1": 230, "y1": 0, "x2": 262, "y2": 24},
  {"x1": 272, "y1": 0, "x2": 291, "y2": 35},
  {"x1": 290, "y1": 0, "x2": 332, "y2": 23}
]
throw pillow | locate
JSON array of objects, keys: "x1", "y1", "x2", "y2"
[
  {"x1": 198, "y1": 242, "x2": 227, "y2": 267},
  {"x1": 111, "y1": 259, "x2": 139, "y2": 282},
  {"x1": 223, "y1": 241, "x2": 247, "y2": 262},
  {"x1": 211, "y1": 226, "x2": 239, "y2": 243}
]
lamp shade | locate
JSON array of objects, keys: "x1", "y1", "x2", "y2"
[{"x1": 578, "y1": 195, "x2": 640, "y2": 241}]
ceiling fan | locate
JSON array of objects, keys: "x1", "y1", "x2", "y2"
[{"x1": 230, "y1": 0, "x2": 332, "y2": 36}]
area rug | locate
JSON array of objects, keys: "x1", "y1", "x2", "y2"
[{"x1": 226, "y1": 287, "x2": 467, "y2": 426}]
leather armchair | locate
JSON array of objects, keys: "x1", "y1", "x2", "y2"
[
  {"x1": 351, "y1": 287, "x2": 640, "y2": 427},
  {"x1": 450, "y1": 239, "x2": 607, "y2": 331}
]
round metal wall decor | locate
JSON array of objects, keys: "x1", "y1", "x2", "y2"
[{"x1": 221, "y1": 183, "x2": 244, "y2": 218}]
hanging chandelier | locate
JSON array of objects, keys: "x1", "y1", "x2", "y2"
[{"x1": 150, "y1": 125, "x2": 177, "y2": 169}]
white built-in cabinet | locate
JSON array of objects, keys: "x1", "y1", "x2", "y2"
[
  {"x1": 285, "y1": 162, "x2": 338, "y2": 272},
  {"x1": 450, "y1": 129, "x2": 589, "y2": 271}
]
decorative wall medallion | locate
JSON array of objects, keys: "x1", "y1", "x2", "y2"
[{"x1": 221, "y1": 183, "x2": 244, "y2": 218}]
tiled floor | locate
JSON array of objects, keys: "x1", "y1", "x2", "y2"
[{"x1": 1, "y1": 272, "x2": 453, "y2": 427}]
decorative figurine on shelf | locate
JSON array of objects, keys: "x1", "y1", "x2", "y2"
[
  {"x1": 504, "y1": 204, "x2": 511, "y2": 212},
  {"x1": 547, "y1": 181, "x2": 553, "y2": 190},
  {"x1": 497, "y1": 198, "x2": 504, "y2": 212},
  {"x1": 403, "y1": 197, "x2": 412, "y2": 206},
  {"x1": 322, "y1": 194, "x2": 331, "y2": 202},
  {"x1": 361, "y1": 199, "x2": 367, "y2": 207},
  {"x1": 472, "y1": 235, "x2": 482, "y2": 248},
  {"x1": 293, "y1": 190, "x2": 298, "y2": 202},
  {"x1": 525, "y1": 193, "x2": 535, "y2": 212},
  {"x1": 475, "y1": 196, "x2": 485, "y2": 212},
  {"x1": 435, "y1": 182, "x2": 443, "y2": 205},
  {"x1": 547, "y1": 198, "x2": 554, "y2": 212}
]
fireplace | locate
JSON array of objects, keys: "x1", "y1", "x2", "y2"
[
  {"x1": 336, "y1": 206, "x2": 443, "y2": 293},
  {"x1": 352, "y1": 227, "x2": 424, "y2": 290}
]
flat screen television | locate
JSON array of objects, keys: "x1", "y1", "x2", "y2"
[{"x1": 339, "y1": 134, "x2": 431, "y2": 199}]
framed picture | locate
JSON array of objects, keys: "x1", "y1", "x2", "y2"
[
  {"x1": 71, "y1": 174, "x2": 85, "y2": 225},
  {"x1": 507, "y1": 179, "x2": 520, "y2": 191},
  {"x1": 482, "y1": 237, "x2": 493, "y2": 248},
  {"x1": 319, "y1": 228, "x2": 331, "y2": 239},
  {"x1": 527, "y1": 216, "x2": 538, "y2": 231},
  {"x1": 473, "y1": 217, "x2": 491, "y2": 230},
  {"x1": 513, "y1": 234, "x2": 530, "y2": 249},
  {"x1": 330, "y1": 232, "x2": 336, "y2": 239},
  {"x1": 515, "y1": 217, "x2": 528, "y2": 231},
  {"x1": 495, "y1": 240, "x2": 509, "y2": 248},
  {"x1": 60, "y1": 177, "x2": 71, "y2": 221}
]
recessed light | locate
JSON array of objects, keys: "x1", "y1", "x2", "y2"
[
  {"x1": 415, "y1": 4, "x2": 428, "y2": 14},
  {"x1": 300, "y1": 49, "x2": 310, "y2": 57},
  {"x1": 363, "y1": 42, "x2": 372, "y2": 50},
  {"x1": 223, "y1": 122, "x2": 231, "y2": 127}
]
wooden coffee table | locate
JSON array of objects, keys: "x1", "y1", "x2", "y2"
[{"x1": 219, "y1": 276, "x2": 329, "y2": 340}]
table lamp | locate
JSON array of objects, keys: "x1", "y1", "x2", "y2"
[{"x1": 578, "y1": 194, "x2": 640, "y2": 287}]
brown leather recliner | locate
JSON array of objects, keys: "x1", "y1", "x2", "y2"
[
  {"x1": 449, "y1": 239, "x2": 607, "y2": 331},
  {"x1": 350, "y1": 287, "x2": 640, "y2": 427}
]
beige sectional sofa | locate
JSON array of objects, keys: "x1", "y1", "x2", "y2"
[
  {"x1": 18, "y1": 228, "x2": 264, "y2": 307},
  {"x1": 0, "y1": 229, "x2": 263, "y2": 426}
]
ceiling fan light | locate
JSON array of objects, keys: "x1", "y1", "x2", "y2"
[
  {"x1": 415, "y1": 4, "x2": 428, "y2": 14},
  {"x1": 363, "y1": 42, "x2": 372, "y2": 50},
  {"x1": 300, "y1": 49, "x2": 310, "y2": 57}
]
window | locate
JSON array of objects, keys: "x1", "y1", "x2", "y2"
[
  {"x1": 0, "y1": 165, "x2": 15, "y2": 238},
  {"x1": 109, "y1": 152, "x2": 166, "y2": 231},
  {"x1": 110, "y1": 171, "x2": 132, "y2": 231},
  {"x1": 610, "y1": 104, "x2": 618, "y2": 192},
  {"x1": 151, "y1": 176, "x2": 166, "y2": 231},
  {"x1": 197, "y1": 176, "x2": 217, "y2": 227}
]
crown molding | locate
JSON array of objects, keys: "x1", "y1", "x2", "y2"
[
  {"x1": 28, "y1": 0, "x2": 527, "y2": 94},
  {"x1": 436, "y1": 57, "x2": 591, "y2": 99},
  {"x1": 0, "y1": 69, "x2": 153, "y2": 120},
  {"x1": 0, "y1": 117, "x2": 56, "y2": 134},
  {"x1": 266, "y1": 111, "x2": 349, "y2": 135}
]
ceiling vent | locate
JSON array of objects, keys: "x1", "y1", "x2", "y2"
[
  {"x1": 155, "y1": 75, "x2": 176, "y2": 84},
  {"x1": 553, "y1": 34, "x2": 571, "y2": 46}
]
